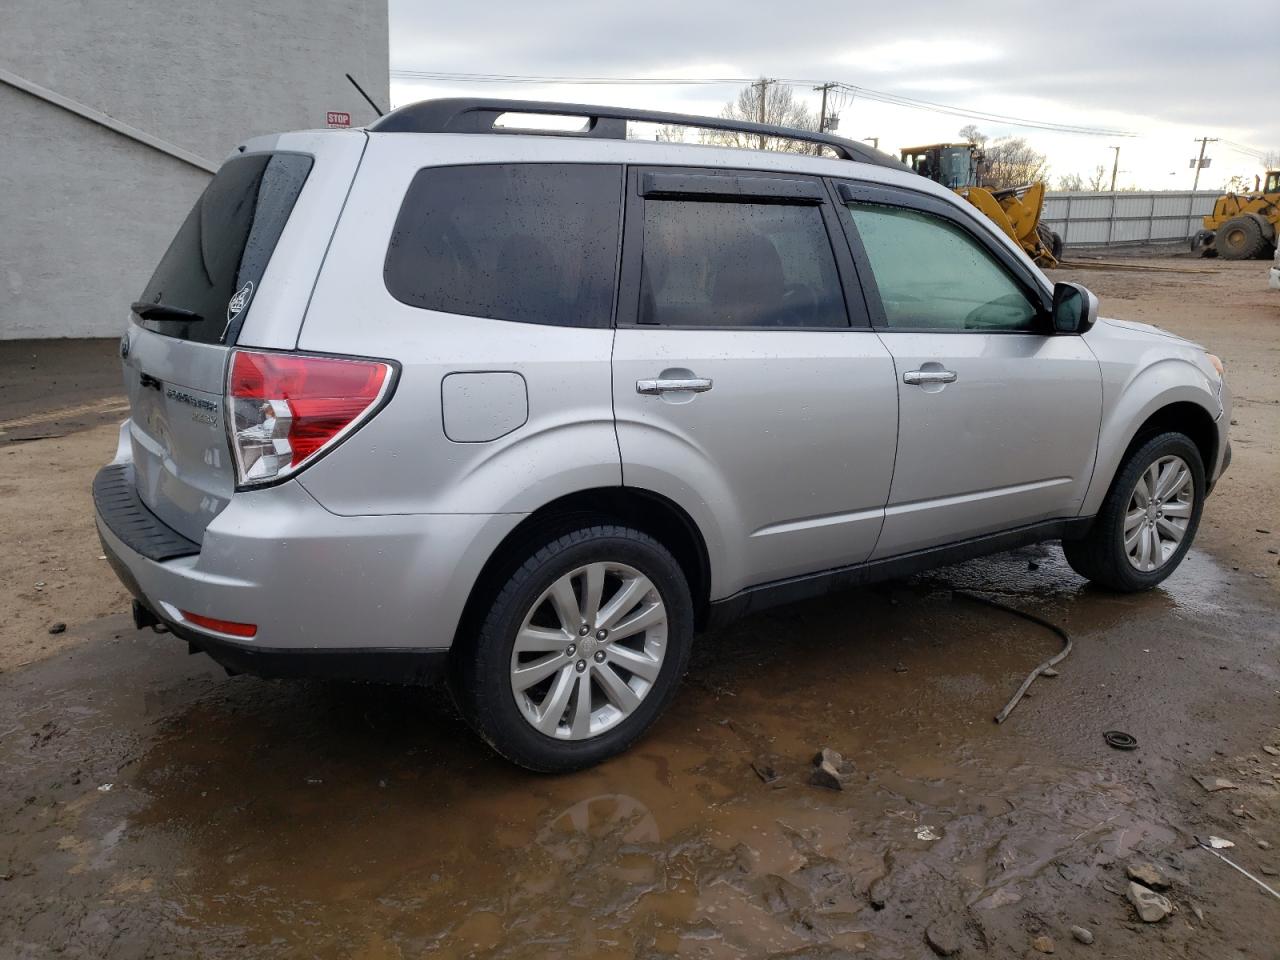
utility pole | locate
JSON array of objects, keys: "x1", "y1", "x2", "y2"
[
  {"x1": 813, "y1": 82, "x2": 837, "y2": 133},
  {"x1": 1109, "y1": 145, "x2": 1121, "y2": 192},
  {"x1": 750, "y1": 77, "x2": 773, "y2": 149},
  {"x1": 1191, "y1": 136, "x2": 1217, "y2": 191},
  {"x1": 812, "y1": 81, "x2": 837, "y2": 155}
]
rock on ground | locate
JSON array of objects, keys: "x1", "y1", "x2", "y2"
[
  {"x1": 925, "y1": 921, "x2": 962, "y2": 957},
  {"x1": 1070, "y1": 925, "x2": 1094, "y2": 945},
  {"x1": 1126, "y1": 861, "x2": 1171, "y2": 890},
  {"x1": 1128, "y1": 882, "x2": 1173, "y2": 922}
]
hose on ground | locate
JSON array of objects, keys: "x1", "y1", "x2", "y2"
[{"x1": 952, "y1": 590, "x2": 1074, "y2": 724}]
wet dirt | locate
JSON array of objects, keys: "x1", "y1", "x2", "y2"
[
  {"x1": 2, "y1": 547, "x2": 1278, "y2": 959},
  {"x1": 2, "y1": 260, "x2": 1279, "y2": 958}
]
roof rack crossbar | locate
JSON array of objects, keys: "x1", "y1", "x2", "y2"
[{"x1": 369, "y1": 98, "x2": 904, "y2": 169}]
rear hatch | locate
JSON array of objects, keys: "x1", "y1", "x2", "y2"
[{"x1": 122, "y1": 148, "x2": 318, "y2": 542}]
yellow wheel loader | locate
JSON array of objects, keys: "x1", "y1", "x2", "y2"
[
  {"x1": 901, "y1": 143, "x2": 1061, "y2": 266},
  {"x1": 1192, "y1": 170, "x2": 1280, "y2": 260}
]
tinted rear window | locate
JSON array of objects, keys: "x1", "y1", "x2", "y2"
[
  {"x1": 384, "y1": 163, "x2": 622, "y2": 328},
  {"x1": 640, "y1": 199, "x2": 847, "y2": 328},
  {"x1": 136, "y1": 153, "x2": 313, "y2": 344}
]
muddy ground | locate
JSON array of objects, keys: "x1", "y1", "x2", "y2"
[{"x1": 1, "y1": 255, "x2": 1278, "y2": 959}]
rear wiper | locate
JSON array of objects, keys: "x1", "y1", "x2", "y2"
[{"x1": 131, "y1": 300, "x2": 202, "y2": 322}]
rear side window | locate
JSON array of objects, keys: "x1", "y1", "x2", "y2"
[
  {"x1": 137, "y1": 153, "x2": 313, "y2": 344},
  {"x1": 639, "y1": 200, "x2": 847, "y2": 328},
  {"x1": 385, "y1": 164, "x2": 622, "y2": 327}
]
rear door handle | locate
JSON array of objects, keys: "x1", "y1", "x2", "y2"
[
  {"x1": 636, "y1": 377, "x2": 714, "y2": 395},
  {"x1": 903, "y1": 369, "x2": 957, "y2": 385}
]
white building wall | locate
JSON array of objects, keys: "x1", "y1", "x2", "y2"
[{"x1": 0, "y1": 0, "x2": 389, "y2": 339}]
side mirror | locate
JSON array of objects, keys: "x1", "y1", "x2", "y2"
[{"x1": 1051, "y1": 281, "x2": 1099, "y2": 334}]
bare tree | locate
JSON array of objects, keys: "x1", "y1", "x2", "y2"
[
  {"x1": 979, "y1": 136, "x2": 1049, "y2": 190},
  {"x1": 1086, "y1": 165, "x2": 1109, "y2": 191},
  {"x1": 654, "y1": 124, "x2": 687, "y2": 143},
  {"x1": 1056, "y1": 172, "x2": 1085, "y2": 191},
  {"x1": 701, "y1": 81, "x2": 818, "y2": 154},
  {"x1": 958, "y1": 124, "x2": 988, "y2": 147}
]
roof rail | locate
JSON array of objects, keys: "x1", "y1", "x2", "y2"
[{"x1": 369, "y1": 98, "x2": 905, "y2": 169}]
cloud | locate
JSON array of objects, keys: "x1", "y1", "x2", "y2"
[
  {"x1": 831, "y1": 38, "x2": 1001, "y2": 74},
  {"x1": 387, "y1": 0, "x2": 1279, "y2": 185}
]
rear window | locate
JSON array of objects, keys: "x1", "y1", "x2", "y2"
[
  {"x1": 384, "y1": 163, "x2": 622, "y2": 328},
  {"x1": 136, "y1": 152, "x2": 313, "y2": 344}
]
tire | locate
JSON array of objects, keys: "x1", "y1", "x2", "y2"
[
  {"x1": 451, "y1": 524, "x2": 694, "y2": 772},
  {"x1": 1063, "y1": 432, "x2": 1205, "y2": 592},
  {"x1": 1215, "y1": 216, "x2": 1269, "y2": 260},
  {"x1": 1036, "y1": 223, "x2": 1062, "y2": 260}
]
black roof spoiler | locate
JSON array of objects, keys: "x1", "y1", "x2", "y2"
[{"x1": 369, "y1": 98, "x2": 906, "y2": 170}]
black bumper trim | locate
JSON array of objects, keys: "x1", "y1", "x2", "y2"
[
  {"x1": 162, "y1": 615, "x2": 450, "y2": 685},
  {"x1": 93, "y1": 463, "x2": 200, "y2": 562}
]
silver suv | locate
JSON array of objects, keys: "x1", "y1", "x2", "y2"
[{"x1": 96, "y1": 99, "x2": 1231, "y2": 770}]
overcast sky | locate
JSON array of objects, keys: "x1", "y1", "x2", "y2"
[{"x1": 387, "y1": 0, "x2": 1277, "y2": 190}]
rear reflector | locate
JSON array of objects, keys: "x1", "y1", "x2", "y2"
[
  {"x1": 228, "y1": 350, "x2": 393, "y2": 486},
  {"x1": 181, "y1": 610, "x2": 258, "y2": 638}
]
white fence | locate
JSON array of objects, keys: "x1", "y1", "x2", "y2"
[{"x1": 1041, "y1": 191, "x2": 1220, "y2": 247}]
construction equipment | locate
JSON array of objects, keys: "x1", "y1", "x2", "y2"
[
  {"x1": 901, "y1": 143, "x2": 1062, "y2": 266},
  {"x1": 1192, "y1": 170, "x2": 1280, "y2": 259}
]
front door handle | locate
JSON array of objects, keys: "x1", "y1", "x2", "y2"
[
  {"x1": 636, "y1": 377, "x2": 714, "y2": 395},
  {"x1": 903, "y1": 369, "x2": 957, "y2": 385}
]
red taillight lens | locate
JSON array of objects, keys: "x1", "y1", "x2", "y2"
[
  {"x1": 180, "y1": 610, "x2": 258, "y2": 638},
  {"x1": 228, "y1": 350, "x2": 393, "y2": 486}
]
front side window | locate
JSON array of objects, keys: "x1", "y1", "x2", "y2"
[
  {"x1": 639, "y1": 199, "x2": 847, "y2": 328},
  {"x1": 846, "y1": 202, "x2": 1039, "y2": 332},
  {"x1": 385, "y1": 163, "x2": 622, "y2": 327}
]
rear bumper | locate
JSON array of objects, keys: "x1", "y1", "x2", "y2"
[
  {"x1": 94, "y1": 435, "x2": 525, "y2": 679},
  {"x1": 132, "y1": 600, "x2": 449, "y2": 684}
]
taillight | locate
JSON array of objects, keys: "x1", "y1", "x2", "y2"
[{"x1": 228, "y1": 350, "x2": 394, "y2": 486}]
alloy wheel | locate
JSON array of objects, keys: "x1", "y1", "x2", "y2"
[
  {"x1": 1123, "y1": 455, "x2": 1194, "y2": 572},
  {"x1": 509, "y1": 562, "x2": 668, "y2": 740}
]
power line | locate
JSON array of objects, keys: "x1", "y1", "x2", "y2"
[
  {"x1": 388, "y1": 68, "x2": 1137, "y2": 137},
  {"x1": 831, "y1": 82, "x2": 1135, "y2": 137},
  {"x1": 1221, "y1": 139, "x2": 1267, "y2": 161}
]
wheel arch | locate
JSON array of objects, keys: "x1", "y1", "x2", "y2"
[
  {"x1": 1083, "y1": 387, "x2": 1219, "y2": 517},
  {"x1": 454, "y1": 486, "x2": 715, "y2": 648}
]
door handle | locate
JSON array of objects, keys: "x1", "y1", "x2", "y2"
[
  {"x1": 636, "y1": 377, "x2": 714, "y2": 395},
  {"x1": 903, "y1": 369, "x2": 957, "y2": 385}
]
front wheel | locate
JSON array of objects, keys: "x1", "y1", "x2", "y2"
[
  {"x1": 451, "y1": 525, "x2": 693, "y2": 772},
  {"x1": 1063, "y1": 432, "x2": 1205, "y2": 592},
  {"x1": 1216, "y1": 216, "x2": 1268, "y2": 260}
]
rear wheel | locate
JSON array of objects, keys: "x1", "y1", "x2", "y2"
[
  {"x1": 1063, "y1": 433, "x2": 1204, "y2": 592},
  {"x1": 1215, "y1": 216, "x2": 1269, "y2": 260},
  {"x1": 452, "y1": 525, "x2": 693, "y2": 772}
]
